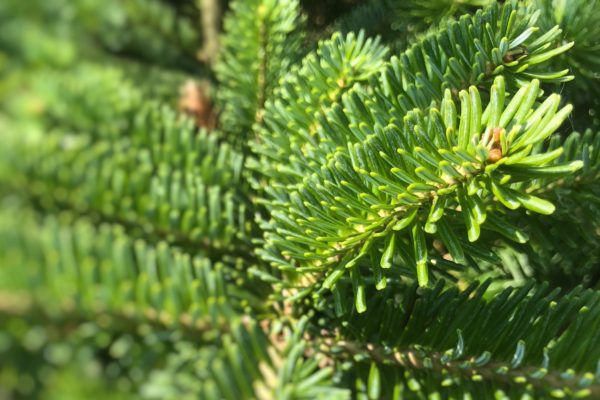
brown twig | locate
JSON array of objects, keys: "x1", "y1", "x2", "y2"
[{"x1": 197, "y1": 0, "x2": 221, "y2": 66}]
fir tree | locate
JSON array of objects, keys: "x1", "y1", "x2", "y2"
[{"x1": 1, "y1": 0, "x2": 600, "y2": 398}]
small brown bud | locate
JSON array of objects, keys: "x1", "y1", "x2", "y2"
[
  {"x1": 488, "y1": 148, "x2": 503, "y2": 162},
  {"x1": 488, "y1": 127, "x2": 504, "y2": 162},
  {"x1": 178, "y1": 80, "x2": 217, "y2": 129}
]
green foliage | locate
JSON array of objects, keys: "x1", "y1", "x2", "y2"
[
  {"x1": 0, "y1": 205, "x2": 338, "y2": 398},
  {"x1": 215, "y1": 0, "x2": 305, "y2": 145},
  {"x1": 0, "y1": 209, "x2": 247, "y2": 321},
  {"x1": 501, "y1": 129, "x2": 600, "y2": 289},
  {"x1": 392, "y1": 0, "x2": 495, "y2": 40},
  {"x1": 0, "y1": 0, "x2": 202, "y2": 72},
  {"x1": 531, "y1": 0, "x2": 600, "y2": 128},
  {"x1": 253, "y1": 1, "x2": 577, "y2": 306},
  {"x1": 329, "y1": 280, "x2": 600, "y2": 398},
  {"x1": 2, "y1": 0, "x2": 600, "y2": 398},
  {"x1": 336, "y1": 0, "x2": 397, "y2": 43},
  {"x1": 82, "y1": 0, "x2": 202, "y2": 71},
  {"x1": 533, "y1": 0, "x2": 600, "y2": 92},
  {"x1": 0, "y1": 64, "x2": 252, "y2": 258}
]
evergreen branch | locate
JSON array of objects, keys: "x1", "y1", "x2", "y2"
[
  {"x1": 249, "y1": 31, "x2": 389, "y2": 187},
  {"x1": 254, "y1": 317, "x2": 350, "y2": 400},
  {"x1": 0, "y1": 0, "x2": 204, "y2": 73},
  {"x1": 0, "y1": 88, "x2": 254, "y2": 259},
  {"x1": 0, "y1": 270, "x2": 337, "y2": 398},
  {"x1": 487, "y1": 130, "x2": 600, "y2": 289},
  {"x1": 87, "y1": 0, "x2": 203, "y2": 72},
  {"x1": 317, "y1": 280, "x2": 600, "y2": 398},
  {"x1": 532, "y1": 0, "x2": 600, "y2": 98},
  {"x1": 257, "y1": 74, "x2": 580, "y2": 311},
  {"x1": 379, "y1": 0, "x2": 573, "y2": 115},
  {"x1": 329, "y1": 341, "x2": 600, "y2": 398},
  {"x1": 255, "y1": 0, "x2": 574, "y2": 193},
  {"x1": 12, "y1": 64, "x2": 143, "y2": 139},
  {"x1": 0, "y1": 307, "x2": 345, "y2": 400},
  {"x1": 2, "y1": 184, "x2": 254, "y2": 264},
  {"x1": 0, "y1": 291, "x2": 230, "y2": 341},
  {"x1": 0, "y1": 209, "x2": 265, "y2": 327},
  {"x1": 215, "y1": 0, "x2": 305, "y2": 143},
  {"x1": 530, "y1": 0, "x2": 600, "y2": 130},
  {"x1": 0, "y1": 305, "x2": 289, "y2": 400}
]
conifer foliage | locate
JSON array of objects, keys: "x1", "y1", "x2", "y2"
[{"x1": 1, "y1": 0, "x2": 600, "y2": 398}]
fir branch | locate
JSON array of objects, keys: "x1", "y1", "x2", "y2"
[
  {"x1": 316, "y1": 280, "x2": 600, "y2": 398},
  {"x1": 329, "y1": 341, "x2": 600, "y2": 398},
  {"x1": 253, "y1": 1, "x2": 581, "y2": 312},
  {"x1": 3, "y1": 183, "x2": 254, "y2": 264},
  {"x1": 215, "y1": 0, "x2": 305, "y2": 144},
  {"x1": 0, "y1": 291, "x2": 230, "y2": 341},
  {"x1": 0, "y1": 300, "x2": 323, "y2": 400},
  {"x1": 0, "y1": 91, "x2": 255, "y2": 260},
  {"x1": 0, "y1": 210, "x2": 265, "y2": 328},
  {"x1": 488, "y1": 130, "x2": 600, "y2": 289},
  {"x1": 532, "y1": 0, "x2": 600, "y2": 97},
  {"x1": 88, "y1": 0, "x2": 203, "y2": 72},
  {"x1": 257, "y1": 74, "x2": 580, "y2": 310}
]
